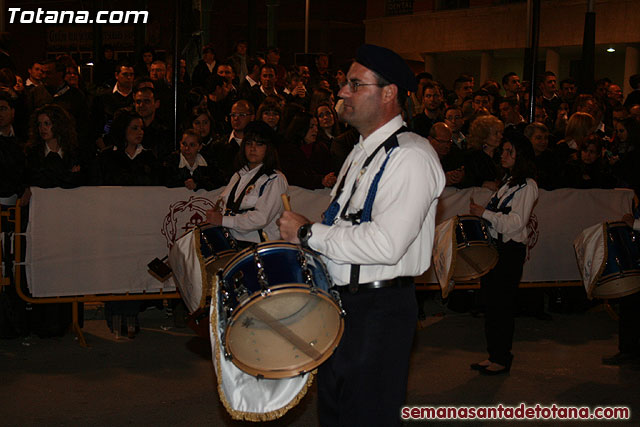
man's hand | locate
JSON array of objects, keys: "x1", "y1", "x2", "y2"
[{"x1": 277, "y1": 211, "x2": 311, "y2": 244}]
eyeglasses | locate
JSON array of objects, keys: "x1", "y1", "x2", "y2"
[
  {"x1": 347, "y1": 80, "x2": 386, "y2": 92},
  {"x1": 317, "y1": 112, "x2": 333, "y2": 118},
  {"x1": 230, "y1": 113, "x2": 251, "y2": 119}
]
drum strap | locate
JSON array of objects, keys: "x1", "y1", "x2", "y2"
[
  {"x1": 225, "y1": 166, "x2": 274, "y2": 243},
  {"x1": 486, "y1": 182, "x2": 526, "y2": 242},
  {"x1": 320, "y1": 126, "x2": 407, "y2": 293}
]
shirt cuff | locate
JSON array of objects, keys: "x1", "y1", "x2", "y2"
[
  {"x1": 481, "y1": 209, "x2": 495, "y2": 224},
  {"x1": 221, "y1": 215, "x2": 234, "y2": 229},
  {"x1": 308, "y1": 223, "x2": 329, "y2": 253}
]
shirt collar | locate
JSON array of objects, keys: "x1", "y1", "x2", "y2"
[
  {"x1": 246, "y1": 75, "x2": 258, "y2": 86},
  {"x1": 126, "y1": 144, "x2": 144, "y2": 159},
  {"x1": 359, "y1": 114, "x2": 404, "y2": 157},
  {"x1": 113, "y1": 83, "x2": 131, "y2": 97},
  {"x1": 0, "y1": 125, "x2": 15, "y2": 137},
  {"x1": 179, "y1": 153, "x2": 208, "y2": 172},
  {"x1": 229, "y1": 130, "x2": 243, "y2": 145},
  {"x1": 44, "y1": 143, "x2": 64, "y2": 158}
]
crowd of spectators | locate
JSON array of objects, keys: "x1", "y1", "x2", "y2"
[{"x1": 2, "y1": 36, "x2": 640, "y2": 337}]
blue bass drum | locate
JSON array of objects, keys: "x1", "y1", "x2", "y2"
[
  {"x1": 453, "y1": 215, "x2": 499, "y2": 281},
  {"x1": 219, "y1": 241, "x2": 344, "y2": 379},
  {"x1": 596, "y1": 222, "x2": 640, "y2": 298}
]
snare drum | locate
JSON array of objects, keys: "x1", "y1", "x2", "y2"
[
  {"x1": 595, "y1": 222, "x2": 640, "y2": 299},
  {"x1": 219, "y1": 241, "x2": 344, "y2": 379},
  {"x1": 199, "y1": 225, "x2": 238, "y2": 272},
  {"x1": 453, "y1": 215, "x2": 499, "y2": 281},
  {"x1": 169, "y1": 225, "x2": 238, "y2": 314}
]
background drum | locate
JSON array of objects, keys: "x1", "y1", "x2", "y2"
[
  {"x1": 452, "y1": 215, "x2": 498, "y2": 281},
  {"x1": 169, "y1": 225, "x2": 238, "y2": 314},
  {"x1": 219, "y1": 241, "x2": 344, "y2": 379},
  {"x1": 596, "y1": 222, "x2": 640, "y2": 299}
]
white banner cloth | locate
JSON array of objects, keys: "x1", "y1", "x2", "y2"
[{"x1": 25, "y1": 186, "x2": 634, "y2": 297}]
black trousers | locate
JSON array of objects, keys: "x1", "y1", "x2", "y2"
[
  {"x1": 481, "y1": 240, "x2": 526, "y2": 366},
  {"x1": 618, "y1": 291, "x2": 640, "y2": 353},
  {"x1": 318, "y1": 285, "x2": 417, "y2": 427}
]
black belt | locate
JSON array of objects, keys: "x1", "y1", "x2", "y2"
[{"x1": 337, "y1": 276, "x2": 414, "y2": 293}]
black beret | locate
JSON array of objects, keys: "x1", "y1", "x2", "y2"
[{"x1": 355, "y1": 44, "x2": 417, "y2": 93}]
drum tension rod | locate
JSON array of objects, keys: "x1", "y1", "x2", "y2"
[{"x1": 252, "y1": 247, "x2": 271, "y2": 296}]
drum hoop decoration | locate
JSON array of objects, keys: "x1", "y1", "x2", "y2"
[{"x1": 208, "y1": 268, "x2": 316, "y2": 422}]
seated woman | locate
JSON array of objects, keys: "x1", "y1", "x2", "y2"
[
  {"x1": 205, "y1": 121, "x2": 288, "y2": 247},
  {"x1": 94, "y1": 109, "x2": 160, "y2": 338},
  {"x1": 279, "y1": 111, "x2": 336, "y2": 190},
  {"x1": 163, "y1": 129, "x2": 218, "y2": 191},
  {"x1": 22, "y1": 104, "x2": 81, "y2": 338},
  {"x1": 315, "y1": 101, "x2": 346, "y2": 171},
  {"x1": 96, "y1": 109, "x2": 160, "y2": 186},
  {"x1": 469, "y1": 133, "x2": 538, "y2": 375},
  {"x1": 25, "y1": 104, "x2": 82, "y2": 190}
]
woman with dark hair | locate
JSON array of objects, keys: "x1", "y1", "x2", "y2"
[
  {"x1": 205, "y1": 121, "x2": 288, "y2": 246},
  {"x1": 96, "y1": 109, "x2": 160, "y2": 338},
  {"x1": 279, "y1": 111, "x2": 336, "y2": 190},
  {"x1": 23, "y1": 104, "x2": 82, "y2": 338},
  {"x1": 96, "y1": 109, "x2": 160, "y2": 186},
  {"x1": 256, "y1": 97, "x2": 282, "y2": 131},
  {"x1": 25, "y1": 104, "x2": 82, "y2": 190},
  {"x1": 469, "y1": 133, "x2": 539, "y2": 375}
]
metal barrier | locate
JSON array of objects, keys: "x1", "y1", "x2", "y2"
[{"x1": 1, "y1": 201, "x2": 181, "y2": 346}]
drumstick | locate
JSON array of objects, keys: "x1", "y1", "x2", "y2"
[
  {"x1": 458, "y1": 249, "x2": 484, "y2": 276},
  {"x1": 281, "y1": 193, "x2": 291, "y2": 211},
  {"x1": 247, "y1": 304, "x2": 323, "y2": 361}
]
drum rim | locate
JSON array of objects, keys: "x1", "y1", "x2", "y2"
[
  {"x1": 224, "y1": 285, "x2": 345, "y2": 379},
  {"x1": 221, "y1": 240, "x2": 319, "y2": 276}
]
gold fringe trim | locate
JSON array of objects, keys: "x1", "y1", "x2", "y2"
[{"x1": 209, "y1": 269, "x2": 315, "y2": 422}]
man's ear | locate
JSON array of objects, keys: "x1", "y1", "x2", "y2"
[{"x1": 382, "y1": 84, "x2": 398, "y2": 105}]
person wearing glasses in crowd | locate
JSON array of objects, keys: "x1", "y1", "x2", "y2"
[
  {"x1": 213, "y1": 100, "x2": 255, "y2": 183},
  {"x1": 278, "y1": 44, "x2": 445, "y2": 426},
  {"x1": 205, "y1": 120, "x2": 287, "y2": 247}
]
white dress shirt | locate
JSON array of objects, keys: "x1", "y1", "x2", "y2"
[
  {"x1": 481, "y1": 177, "x2": 538, "y2": 244},
  {"x1": 219, "y1": 165, "x2": 288, "y2": 243},
  {"x1": 308, "y1": 114, "x2": 446, "y2": 286}
]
